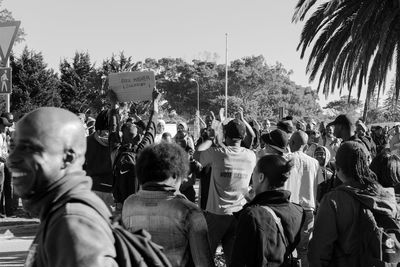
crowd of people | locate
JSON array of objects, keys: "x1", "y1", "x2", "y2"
[{"x1": 3, "y1": 88, "x2": 400, "y2": 267}]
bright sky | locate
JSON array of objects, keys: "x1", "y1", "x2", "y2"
[{"x1": 3, "y1": 0, "x2": 344, "y2": 106}]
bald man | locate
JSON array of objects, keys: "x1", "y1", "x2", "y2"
[
  {"x1": 285, "y1": 130, "x2": 320, "y2": 267},
  {"x1": 7, "y1": 107, "x2": 117, "y2": 267}
]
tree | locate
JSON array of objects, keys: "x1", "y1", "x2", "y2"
[
  {"x1": 324, "y1": 95, "x2": 363, "y2": 118},
  {"x1": 10, "y1": 47, "x2": 61, "y2": 116},
  {"x1": 293, "y1": 0, "x2": 400, "y2": 121},
  {"x1": 59, "y1": 52, "x2": 101, "y2": 113},
  {"x1": 155, "y1": 55, "x2": 322, "y2": 122}
]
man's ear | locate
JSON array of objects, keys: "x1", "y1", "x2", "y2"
[
  {"x1": 258, "y1": 173, "x2": 265, "y2": 183},
  {"x1": 62, "y1": 149, "x2": 76, "y2": 168}
]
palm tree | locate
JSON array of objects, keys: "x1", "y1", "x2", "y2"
[{"x1": 293, "y1": 0, "x2": 400, "y2": 121}]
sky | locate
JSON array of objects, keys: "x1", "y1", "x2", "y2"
[{"x1": 3, "y1": 0, "x2": 344, "y2": 106}]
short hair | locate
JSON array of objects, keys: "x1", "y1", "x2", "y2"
[
  {"x1": 162, "y1": 132, "x2": 172, "y2": 139},
  {"x1": 136, "y1": 142, "x2": 189, "y2": 184},
  {"x1": 256, "y1": 155, "x2": 294, "y2": 188},
  {"x1": 370, "y1": 150, "x2": 400, "y2": 188},
  {"x1": 336, "y1": 141, "x2": 377, "y2": 187}
]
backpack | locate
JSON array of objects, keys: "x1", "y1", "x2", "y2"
[
  {"x1": 113, "y1": 145, "x2": 139, "y2": 203},
  {"x1": 338, "y1": 188, "x2": 400, "y2": 267},
  {"x1": 52, "y1": 196, "x2": 172, "y2": 267}
]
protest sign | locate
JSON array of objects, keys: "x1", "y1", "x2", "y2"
[{"x1": 108, "y1": 71, "x2": 155, "y2": 102}]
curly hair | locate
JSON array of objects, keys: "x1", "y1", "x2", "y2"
[
  {"x1": 136, "y1": 142, "x2": 189, "y2": 184},
  {"x1": 336, "y1": 141, "x2": 377, "y2": 188},
  {"x1": 370, "y1": 150, "x2": 400, "y2": 188},
  {"x1": 256, "y1": 155, "x2": 294, "y2": 188}
]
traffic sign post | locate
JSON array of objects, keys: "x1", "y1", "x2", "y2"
[{"x1": 0, "y1": 21, "x2": 20, "y2": 112}]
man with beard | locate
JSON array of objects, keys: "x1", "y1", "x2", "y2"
[{"x1": 8, "y1": 107, "x2": 117, "y2": 267}]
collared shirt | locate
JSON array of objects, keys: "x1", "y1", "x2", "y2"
[
  {"x1": 285, "y1": 151, "x2": 320, "y2": 210},
  {"x1": 122, "y1": 184, "x2": 214, "y2": 267}
]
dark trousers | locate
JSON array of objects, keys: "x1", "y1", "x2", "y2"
[
  {"x1": 205, "y1": 212, "x2": 238, "y2": 267},
  {"x1": 0, "y1": 166, "x2": 15, "y2": 216}
]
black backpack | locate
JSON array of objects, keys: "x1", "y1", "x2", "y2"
[
  {"x1": 338, "y1": 188, "x2": 400, "y2": 267},
  {"x1": 113, "y1": 145, "x2": 139, "y2": 203},
  {"x1": 57, "y1": 196, "x2": 172, "y2": 267}
]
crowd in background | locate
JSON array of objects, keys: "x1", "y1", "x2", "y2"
[{"x1": 4, "y1": 91, "x2": 400, "y2": 266}]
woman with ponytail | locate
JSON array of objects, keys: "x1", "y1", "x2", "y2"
[
  {"x1": 309, "y1": 141, "x2": 398, "y2": 267},
  {"x1": 231, "y1": 155, "x2": 305, "y2": 267}
]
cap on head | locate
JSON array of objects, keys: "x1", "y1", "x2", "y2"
[
  {"x1": 326, "y1": 114, "x2": 354, "y2": 128},
  {"x1": 225, "y1": 119, "x2": 246, "y2": 140},
  {"x1": 1, "y1": 112, "x2": 13, "y2": 123},
  {"x1": 277, "y1": 120, "x2": 294, "y2": 134},
  {"x1": 134, "y1": 120, "x2": 146, "y2": 131},
  {"x1": 0, "y1": 117, "x2": 12, "y2": 127},
  {"x1": 264, "y1": 129, "x2": 289, "y2": 153}
]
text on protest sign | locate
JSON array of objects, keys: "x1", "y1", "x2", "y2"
[{"x1": 108, "y1": 71, "x2": 155, "y2": 102}]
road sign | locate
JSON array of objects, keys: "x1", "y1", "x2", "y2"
[
  {"x1": 0, "y1": 67, "x2": 11, "y2": 94},
  {"x1": 0, "y1": 21, "x2": 20, "y2": 65}
]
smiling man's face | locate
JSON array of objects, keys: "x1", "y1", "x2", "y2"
[{"x1": 7, "y1": 117, "x2": 65, "y2": 198}]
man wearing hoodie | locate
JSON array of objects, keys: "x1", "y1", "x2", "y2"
[
  {"x1": 7, "y1": 107, "x2": 117, "y2": 267},
  {"x1": 308, "y1": 141, "x2": 398, "y2": 266},
  {"x1": 313, "y1": 145, "x2": 336, "y2": 204}
]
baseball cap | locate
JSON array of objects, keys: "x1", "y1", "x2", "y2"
[
  {"x1": 326, "y1": 114, "x2": 353, "y2": 128},
  {"x1": 225, "y1": 119, "x2": 246, "y2": 140},
  {"x1": 0, "y1": 117, "x2": 12, "y2": 127},
  {"x1": 277, "y1": 120, "x2": 294, "y2": 134},
  {"x1": 134, "y1": 120, "x2": 146, "y2": 131},
  {"x1": 264, "y1": 129, "x2": 289, "y2": 154}
]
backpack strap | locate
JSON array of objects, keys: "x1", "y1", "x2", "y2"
[{"x1": 261, "y1": 206, "x2": 289, "y2": 247}]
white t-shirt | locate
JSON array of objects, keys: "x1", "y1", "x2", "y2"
[
  {"x1": 200, "y1": 146, "x2": 256, "y2": 215},
  {"x1": 284, "y1": 151, "x2": 320, "y2": 210}
]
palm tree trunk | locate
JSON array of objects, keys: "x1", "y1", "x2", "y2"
[{"x1": 362, "y1": 96, "x2": 370, "y2": 122}]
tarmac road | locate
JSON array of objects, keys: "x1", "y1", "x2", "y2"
[{"x1": 0, "y1": 217, "x2": 39, "y2": 267}]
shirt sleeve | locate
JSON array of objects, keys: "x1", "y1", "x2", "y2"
[
  {"x1": 187, "y1": 210, "x2": 215, "y2": 267},
  {"x1": 308, "y1": 194, "x2": 338, "y2": 267},
  {"x1": 135, "y1": 109, "x2": 158, "y2": 153}
]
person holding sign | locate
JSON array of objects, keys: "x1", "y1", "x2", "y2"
[{"x1": 108, "y1": 88, "x2": 160, "y2": 209}]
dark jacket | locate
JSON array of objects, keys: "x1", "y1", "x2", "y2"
[
  {"x1": 231, "y1": 189, "x2": 305, "y2": 267},
  {"x1": 84, "y1": 134, "x2": 113, "y2": 192},
  {"x1": 24, "y1": 171, "x2": 117, "y2": 267},
  {"x1": 308, "y1": 182, "x2": 397, "y2": 267}
]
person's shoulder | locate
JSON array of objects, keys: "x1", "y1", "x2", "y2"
[
  {"x1": 170, "y1": 194, "x2": 203, "y2": 212},
  {"x1": 322, "y1": 186, "x2": 356, "y2": 205},
  {"x1": 240, "y1": 205, "x2": 275, "y2": 226},
  {"x1": 47, "y1": 199, "x2": 111, "y2": 237}
]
